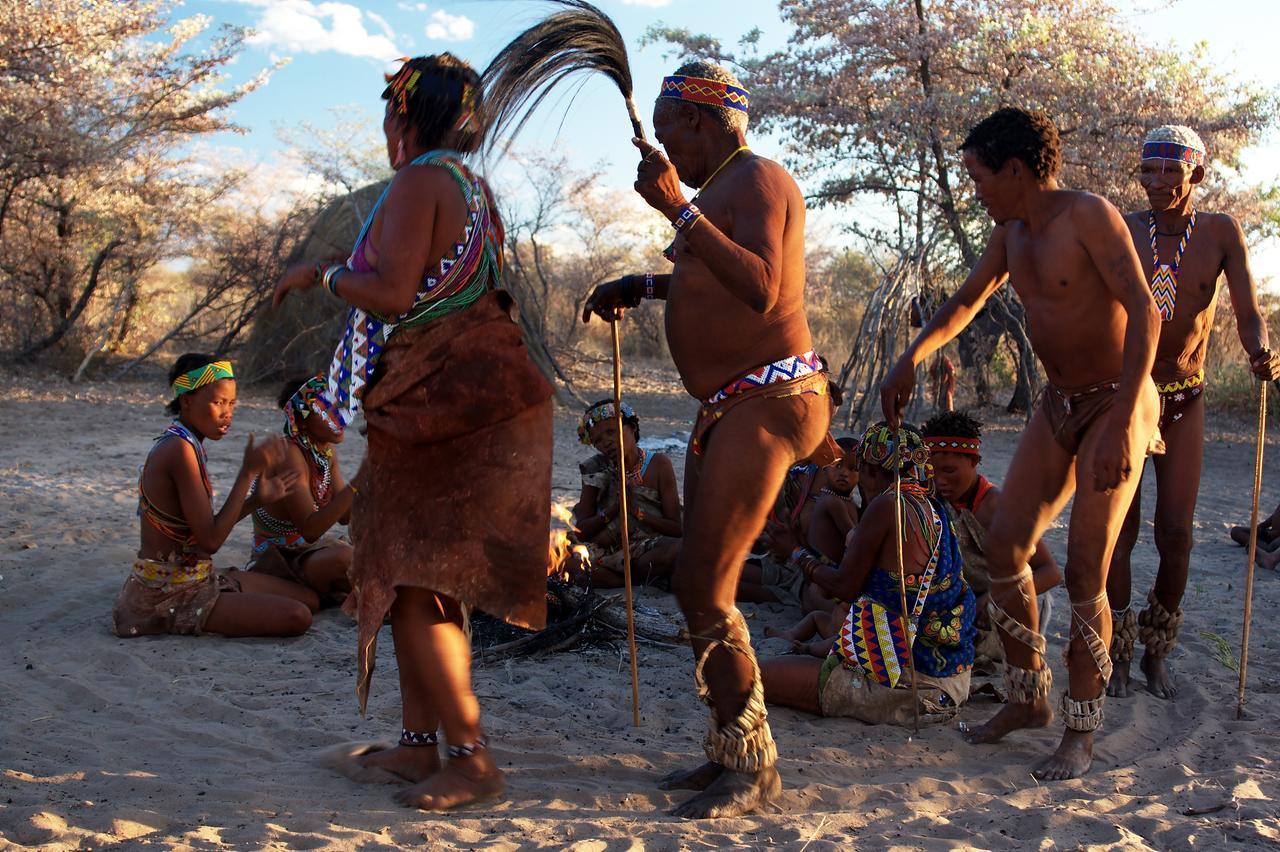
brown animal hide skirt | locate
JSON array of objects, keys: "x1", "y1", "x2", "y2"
[{"x1": 344, "y1": 290, "x2": 553, "y2": 713}]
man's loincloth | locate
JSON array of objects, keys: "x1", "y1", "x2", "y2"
[
  {"x1": 1038, "y1": 378, "x2": 1121, "y2": 454},
  {"x1": 818, "y1": 653, "x2": 970, "y2": 726},
  {"x1": 113, "y1": 558, "x2": 241, "y2": 637},
  {"x1": 691, "y1": 352, "x2": 836, "y2": 459},
  {"x1": 1156, "y1": 369, "x2": 1205, "y2": 432},
  {"x1": 346, "y1": 290, "x2": 554, "y2": 714}
]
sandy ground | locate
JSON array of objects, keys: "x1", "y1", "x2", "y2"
[{"x1": 2, "y1": 364, "x2": 1279, "y2": 850}]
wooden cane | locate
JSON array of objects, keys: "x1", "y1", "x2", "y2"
[
  {"x1": 893, "y1": 449, "x2": 921, "y2": 735},
  {"x1": 1237, "y1": 379, "x2": 1267, "y2": 720},
  {"x1": 610, "y1": 317, "x2": 642, "y2": 726}
]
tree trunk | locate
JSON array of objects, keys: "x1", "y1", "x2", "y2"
[{"x1": 15, "y1": 237, "x2": 123, "y2": 360}]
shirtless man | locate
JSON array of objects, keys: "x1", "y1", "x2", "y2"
[
  {"x1": 881, "y1": 107, "x2": 1160, "y2": 780},
  {"x1": 583, "y1": 60, "x2": 831, "y2": 817},
  {"x1": 1106, "y1": 126, "x2": 1279, "y2": 699}
]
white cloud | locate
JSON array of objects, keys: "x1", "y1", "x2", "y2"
[
  {"x1": 235, "y1": 1, "x2": 401, "y2": 60},
  {"x1": 424, "y1": 9, "x2": 475, "y2": 42},
  {"x1": 620, "y1": 0, "x2": 673, "y2": 6},
  {"x1": 397, "y1": 2, "x2": 429, "y2": 10}
]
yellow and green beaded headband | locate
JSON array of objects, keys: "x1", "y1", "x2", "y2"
[{"x1": 171, "y1": 360, "x2": 234, "y2": 398}]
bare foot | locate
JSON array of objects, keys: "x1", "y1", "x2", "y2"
[
  {"x1": 963, "y1": 697, "x2": 1054, "y2": 744},
  {"x1": 1140, "y1": 652, "x2": 1177, "y2": 699},
  {"x1": 1032, "y1": 728, "x2": 1095, "y2": 780},
  {"x1": 1106, "y1": 659, "x2": 1132, "y2": 698},
  {"x1": 763, "y1": 625, "x2": 785, "y2": 640},
  {"x1": 670, "y1": 765, "x2": 781, "y2": 819},
  {"x1": 393, "y1": 752, "x2": 505, "y2": 811},
  {"x1": 658, "y1": 760, "x2": 724, "y2": 791},
  {"x1": 358, "y1": 743, "x2": 441, "y2": 783}
]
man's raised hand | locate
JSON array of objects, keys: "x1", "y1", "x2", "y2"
[
  {"x1": 880, "y1": 357, "x2": 916, "y2": 429},
  {"x1": 632, "y1": 137, "x2": 685, "y2": 218}
]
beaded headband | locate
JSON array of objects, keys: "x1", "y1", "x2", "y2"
[
  {"x1": 1141, "y1": 141, "x2": 1204, "y2": 168},
  {"x1": 171, "y1": 360, "x2": 234, "y2": 398},
  {"x1": 857, "y1": 423, "x2": 931, "y2": 483},
  {"x1": 659, "y1": 75, "x2": 749, "y2": 114},
  {"x1": 286, "y1": 375, "x2": 343, "y2": 437},
  {"x1": 923, "y1": 435, "x2": 981, "y2": 456},
  {"x1": 578, "y1": 401, "x2": 637, "y2": 445}
]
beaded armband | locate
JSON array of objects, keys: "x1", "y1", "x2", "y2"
[
  {"x1": 671, "y1": 203, "x2": 702, "y2": 232},
  {"x1": 644, "y1": 271, "x2": 656, "y2": 300}
]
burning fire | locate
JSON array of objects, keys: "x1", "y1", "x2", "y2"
[{"x1": 547, "y1": 502, "x2": 589, "y2": 580}]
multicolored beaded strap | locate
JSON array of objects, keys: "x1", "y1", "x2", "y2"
[
  {"x1": 705, "y1": 350, "x2": 822, "y2": 404},
  {"x1": 1141, "y1": 141, "x2": 1205, "y2": 168},
  {"x1": 171, "y1": 360, "x2": 234, "y2": 397},
  {"x1": 1147, "y1": 210, "x2": 1196, "y2": 322},
  {"x1": 659, "y1": 75, "x2": 749, "y2": 113}
]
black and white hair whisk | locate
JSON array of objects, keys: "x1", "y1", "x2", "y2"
[{"x1": 480, "y1": 0, "x2": 646, "y2": 152}]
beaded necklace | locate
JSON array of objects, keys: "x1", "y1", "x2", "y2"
[
  {"x1": 1147, "y1": 209, "x2": 1196, "y2": 322},
  {"x1": 622, "y1": 447, "x2": 648, "y2": 486}
]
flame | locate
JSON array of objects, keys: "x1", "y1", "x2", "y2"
[
  {"x1": 550, "y1": 503, "x2": 576, "y2": 526},
  {"x1": 546, "y1": 527, "x2": 592, "y2": 581}
]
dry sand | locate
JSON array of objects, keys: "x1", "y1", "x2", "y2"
[{"x1": 2, "y1": 365, "x2": 1279, "y2": 850}]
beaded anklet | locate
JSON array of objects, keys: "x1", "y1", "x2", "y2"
[
  {"x1": 447, "y1": 735, "x2": 488, "y2": 759},
  {"x1": 400, "y1": 728, "x2": 439, "y2": 747}
]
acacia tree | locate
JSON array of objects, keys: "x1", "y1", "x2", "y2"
[
  {"x1": 652, "y1": 0, "x2": 1278, "y2": 412},
  {"x1": 0, "y1": 0, "x2": 266, "y2": 365}
]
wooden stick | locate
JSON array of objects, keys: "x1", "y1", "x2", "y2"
[
  {"x1": 1237, "y1": 379, "x2": 1267, "y2": 720},
  {"x1": 610, "y1": 318, "x2": 642, "y2": 726},
  {"x1": 893, "y1": 453, "x2": 921, "y2": 735}
]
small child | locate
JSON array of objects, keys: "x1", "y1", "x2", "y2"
[
  {"x1": 566, "y1": 399, "x2": 681, "y2": 588},
  {"x1": 246, "y1": 375, "x2": 356, "y2": 607},
  {"x1": 113, "y1": 354, "x2": 318, "y2": 638},
  {"x1": 807, "y1": 436, "x2": 860, "y2": 562}
]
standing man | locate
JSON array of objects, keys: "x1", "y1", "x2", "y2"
[
  {"x1": 583, "y1": 60, "x2": 832, "y2": 818},
  {"x1": 1106, "y1": 126, "x2": 1279, "y2": 699},
  {"x1": 881, "y1": 107, "x2": 1160, "y2": 780}
]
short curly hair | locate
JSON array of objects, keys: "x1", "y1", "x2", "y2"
[
  {"x1": 921, "y1": 410, "x2": 983, "y2": 441},
  {"x1": 960, "y1": 107, "x2": 1062, "y2": 182}
]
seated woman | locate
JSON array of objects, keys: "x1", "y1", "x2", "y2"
[
  {"x1": 921, "y1": 411, "x2": 1061, "y2": 666},
  {"x1": 566, "y1": 399, "x2": 681, "y2": 588},
  {"x1": 761, "y1": 423, "x2": 976, "y2": 727},
  {"x1": 247, "y1": 375, "x2": 356, "y2": 607},
  {"x1": 114, "y1": 354, "x2": 319, "y2": 638}
]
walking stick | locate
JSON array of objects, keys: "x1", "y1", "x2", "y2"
[
  {"x1": 611, "y1": 317, "x2": 642, "y2": 727},
  {"x1": 893, "y1": 443, "x2": 921, "y2": 735},
  {"x1": 1237, "y1": 378, "x2": 1267, "y2": 719}
]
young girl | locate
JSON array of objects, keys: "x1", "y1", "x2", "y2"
[
  {"x1": 568, "y1": 399, "x2": 682, "y2": 588},
  {"x1": 246, "y1": 375, "x2": 355, "y2": 606},
  {"x1": 113, "y1": 354, "x2": 319, "y2": 638}
]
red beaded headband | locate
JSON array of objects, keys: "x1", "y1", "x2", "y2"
[
  {"x1": 659, "y1": 75, "x2": 749, "y2": 113},
  {"x1": 923, "y1": 436, "x2": 981, "y2": 456}
]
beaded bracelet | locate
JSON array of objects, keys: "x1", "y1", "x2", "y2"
[
  {"x1": 671, "y1": 203, "x2": 702, "y2": 232},
  {"x1": 322, "y1": 264, "x2": 345, "y2": 296},
  {"x1": 643, "y1": 271, "x2": 656, "y2": 300}
]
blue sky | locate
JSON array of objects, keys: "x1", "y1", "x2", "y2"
[{"x1": 183, "y1": 0, "x2": 1280, "y2": 284}]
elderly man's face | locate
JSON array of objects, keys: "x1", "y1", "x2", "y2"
[
  {"x1": 652, "y1": 102, "x2": 699, "y2": 187},
  {"x1": 1138, "y1": 159, "x2": 1202, "y2": 212}
]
